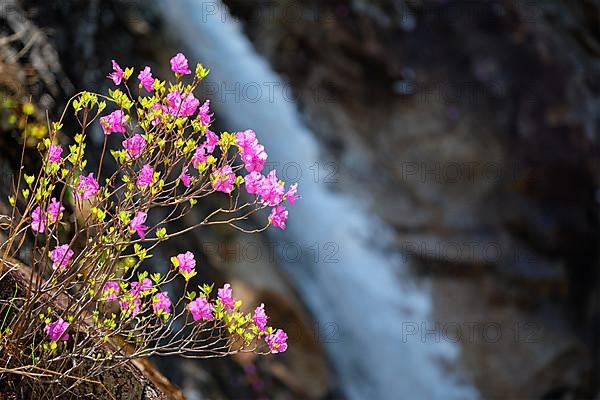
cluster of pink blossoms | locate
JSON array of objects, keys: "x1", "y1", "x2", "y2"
[
  {"x1": 48, "y1": 144, "x2": 63, "y2": 165},
  {"x1": 122, "y1": 134, "x2": 146, "y2": 159},
  {"x1": 166, "y1": 89, "x2": 200, "y2": 117},
  {"x1": 102, "y1": 281, "x2": 121, "y2": 301},
  {"x1": 236, "y1": 130, "x2": 267, "y2": 173},
  {"x1": 45, "y1": 317, "x2": 70, "y2": 342},
  {"x1": 138, "y1": 66, "x2": 155, "y2": 92},
  {"x1": 152, "y1": 292, "x2": 172, "y2": 317},
  {"x1": 137, "y1": 164, "x2": 154, "y2": 188},
  {"x1": 50, "y1": 244, "x2": 74, "y2": 271},
  {"x1": 191, "y1": 129, "x2": 218, "y2": 167},
  {"x1": 170, "y1": 53, "x2": 191, "y2": 75},
  {"x1": 75, "y1": 173, "x2": 100, "y2": 201},
  {"x1": 173, "y1": 251, "x2": 196, "y2": 280},
  {"x1": 100, "y1": 110, "x2": 127, "y2": 135},
  {"x1": 116, "y1": 277, "x2": 153, "y2": 317},
  {"x1": 130, "y1": 211, "x2": 149, "y2": 239},
  {"x1": 31, "y1": 198, "x2": 64, "y2": 233},
  {"x1": 189, "y1": 296, "x2": 214, "y2": 321}
]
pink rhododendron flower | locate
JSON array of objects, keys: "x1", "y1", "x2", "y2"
[
  {"x1": 191, "y1": 131, "x2": 219, "y2": 169},
  {"x1": 285, "y1": 183, "x2": 299, "y2": 205},
  {"x1": 123, "y1": 134, "x2": 146, "y2": 159},
  {"x1": 170, "y1": 53, "x2": 191, "y2": 75},
  {"x1": 174, "y1": 251, "x2": 196, "y2": 274},
  {"x1": 236, "y1": 129, "x2": 268, "y2": 172},
  {"x1": 31, "y1": 206, "x2": 45, "y2": 233},
  {"x1": 191, "y1": 146, "x2": 207, "y2": 167},
  {"x1": 31, "y1": 198, "x2": 64, "y2": 233},
  {"x1": 152, "y1": 291, "x2": 172, "y2": 316},
  {"x1": 235, "y1": 129, "x2": 257, "y2": 149},
  {"x1": 188, "y1": 297, "x2": 214, "y2": 321},
  {"x1": 100, "y1": 110, "x2": 127, "y2": 135},
  {"x1": 120, "y1": 296, "x2": 141, "y2": 317},
  {"x1": 137, "y1": 164, "x2": 154, "y2": 188},
  {"x1": 244, "y1": 171, "x2": 264, "y2": 195},
  {"x1": 130, "y1": 211, "x2": 148, "y2": 239},
  {"x1": 218, "y1": 283, "x2": 235, "y2": 310},
  {"x1": 265, "y1": 329, "x2": 288, "y2": 353},
  {"x1": 198, "y1": 100, "x2": 213, "y2": 126},
  {"x1": 203, "y1": 130, "x2": 219, "y2": 153},
  {"x1": 102, "y1": 281, "x2": 121, "y2": 301},
  {"x1": 130, "y1": 278, "x2": 153, "y2": 296},
  {"x1": 48, "y1": 145, "x2": 62, "y2": 164},
  {"x1": 180, "y1": 167, "x2": 192, "y2": 188},
  {"x1": 45, "y1": 318, "x2": 70, "y2": 342},
  {"x1": 47, "y1": 198, "x2": 65, "y2": 222},
  {"x1": 240, "y1": 145, "x2": 267, "y2": 173},
  {"x1": 151, "y1": 103, "x2": 168, "y2": 126},
  {"x1": 138, "y1": 66, "x2": 154, "y2": 92},
  {"x1": 253, "y1": 303, "x2": 268, "y2": 332},
  {"x1": 75, "y1": 173, "x2": 99, "y2": 201},
  {"x1": 212, "y1": 165, "x2": 235, "y2": 194},
  {"x1": 108, "y1": 60, "x2": 124, "y2": 85},
  {"x1": 259, "y1": 170, "x2": 285, "y2": 206},
  {"x1": 50, "y1": 244, "x2": 74, "y2": 271},
  {"x1": 166, "y1": 89, "x2": 199, "y2": 117},
  {"x1": 269, "y1": 206, "x2": 288, "y2": 230}
]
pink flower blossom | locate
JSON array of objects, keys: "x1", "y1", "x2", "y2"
[
  {"x1": 75, "y1": 173, "x2": 99, "y2": 201},
  {"x1": 191, "y1": 146, "x2": 207, "y2": 167},
  {"x1": 120, "y1": 296, "x2": 141, "y2": 317},
  {"x1": 240, "y1": 145, "x2": 267, "y2": 173},
  {"x1": 235, "y1": 129, "x2": 257, "y2": 149},
  {"x1": 31, "y1": 206, "x2": 45, "y2": 233},
  {"x1": 47, "y1": 198, "x2": 65, "y2": 222},
  {"x1": 174, "y1": 251, "x2": 196, "y2": 275},
  {"x1": 50, "y1": 244, "x2": 74, "y2": 271},
  {"x1": 122, "y1": 134, "x2": 146, "y2": 159},
  {"x1": 198, "y1": 100, "x2": 213, "y2": 126},
  {"x1": 191, "y1": 131, "x2": 219, "y2": 169},
  {"x1": 48, "y1": 145, "x2": 62, "y2": 164},
  {"x1": 138, "y1": 66, "x2": 154, "y2": 92},
  {"x1": 166, "y1": 90, "x2": 199, "y2": 117},
  {"x1": 212, "y1": 165, "x2": 235, "y2": 194},
  {"x1": 31, "y1": 198, "x2": 64, "y2": 233},
  {"x1": 152, "y1": 291, "x2": 172, "y2": 316},
  {"x1": 265, "y1": 329, "x2": 288, "y2": 353},
  {"x1": 259, "y1": 170, "x2": 285, "y2": 206},
  {"x1": 188, "y1": 297, "x2": 214, "y2": 321},
  {"x1": 244, "y1": 172, "x2": 264, "y2": 195},
  {"x1": 170, "y1": 53, "x2": 191, "y2": 75},
  {"x1": 102, "y1": 281, "x2": 120, "y2": 301},
  {"x1": 137, "y1": 164, "x2": 154, "y2": 188},
  {"x1": 151, "y1": 103, "x2": 168, "y2": 126},
  {"x1": 130, "y1": 278, "x2": 153, "y2": 296},
  {"x1": 235, "y1": 129, "x2": 268, "y2": 172},
  {"x1": 203, "y1": 130, "x2": 219, "y2": 154},
  {"x1": 285, "y1": 183, "x2": 300, "y2": 205},
  {"x1": 218, "y1": 283, "x2": 235, "y2": 310},
  {"x1": 100, "y1": 110, "x2": 127, "y2": 135},
  {"x1": 253, "y1": 303, "x2": 268, "y2": 332},
  {"x1": 269, "y1": 206, "x2": 288, "y2": 230},
  {"x1": 108, "y1": 60, "x2": 124, "y2": 85},
  {"x1": 45, "y1": 317, "x2": 70, "y2": 342},
  {"x1": 180, "y1": 167, "x2": 192, "y2": 188},
  {"x1": 130, "y1": 211, "x2": 148, "y2": 239}
]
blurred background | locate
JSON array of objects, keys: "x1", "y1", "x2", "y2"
[{"x1": 1, "y1": 0, "x2": 599, "y2": 399}]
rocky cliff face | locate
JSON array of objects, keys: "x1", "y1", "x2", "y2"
[{"x1": 222, "y1": 0, "x2": 600, "y2": 397}]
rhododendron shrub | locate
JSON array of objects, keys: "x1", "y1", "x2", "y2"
[{"x1": 0, "y1": 53, "x2": 295, "y2": 396}]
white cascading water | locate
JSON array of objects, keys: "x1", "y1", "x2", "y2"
[{"x1": 158, "y1": 1, "x2": 477, "y2": 398}]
